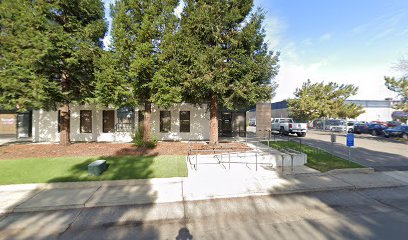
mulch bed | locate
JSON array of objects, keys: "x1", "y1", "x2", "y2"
[{"x1": 0, "y1": 141, "x2": 250, "y2": 160}]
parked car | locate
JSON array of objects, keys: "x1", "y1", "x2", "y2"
[
  {"x1": 354, "y1": 122, "x2": 387, "y2": 135},
  {"x1": 271, "y1": 118, "x2": 307, "y2": 137},
  {"x1": 383, "y1": 125, "x2": 408, "y2": 139},
  {"x1": 346, "y1": 121, "x2": 356, "y2": 133},
  {"x1": 371, "y1": 121, "x2": 387, "y2": 126},
  {"x1": 324, "y1": 119, "x2": 347, "y2": 132},
  {"x1": 353, "y1": 122, "x2": 368, "y2": 134},
  {"x1": 386, "y1": 121, "x2": 402, "y2": 128}
]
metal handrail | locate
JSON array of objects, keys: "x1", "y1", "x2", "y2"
[{"x1": 188, "y1": 147, "x2": 296, "y2": 172}]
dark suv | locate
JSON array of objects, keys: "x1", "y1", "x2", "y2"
[{"x1": 354, "y1": 122, "x2": 387, "y2": 136}]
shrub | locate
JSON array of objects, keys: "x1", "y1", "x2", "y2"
[{"x1": 132, "y1": 128, "x2": 157, "y2": 149}]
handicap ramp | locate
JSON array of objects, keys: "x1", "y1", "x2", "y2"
[{"x1": 187, "y1": 140, "x2": 307, "y2": 172}]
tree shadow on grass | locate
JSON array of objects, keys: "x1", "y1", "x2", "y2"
[
  {"x1": 0, "y1": 153, "x2": 163, "y2": 240},
  {"x1": 46, "y1": 153, "x2": 159, "y2": 183}
]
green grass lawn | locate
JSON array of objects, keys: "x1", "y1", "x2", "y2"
[
  {"x1": 262, "y1": 141, "x2": 363, "y2": 172},
  {"x1": 0, "y1": 155, "x2": 187, "y2": 185}
]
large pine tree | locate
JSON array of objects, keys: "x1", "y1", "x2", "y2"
[
  {"x1": 152, "y1": 0, "x2": 279, "y2": 144},
  {"x1": 0, "y1": 0, "x2": 107, "y2": 145},
  {"x1": 95, "y1": 0, "x2": 179, "y2": 142}
]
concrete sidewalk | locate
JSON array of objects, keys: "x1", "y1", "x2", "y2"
[{"x1": 1, "y1": 168, "x2": 408, "y2": 215}]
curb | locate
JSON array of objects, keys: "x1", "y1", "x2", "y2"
[
  {"x1": 3, "y1": 184, "x2": 408, "y2": 215},
  {"x1": 0, "y1": 184, "x2": 376, "y2": 214},
  {"x1": 327, "y1": 168, "x2": 375, "y2": 174},
  {"x1": 0, "y1": 177, "x2": 185, "y2": 192}
]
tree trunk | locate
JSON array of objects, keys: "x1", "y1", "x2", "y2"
[
  {"x1": 59, "y1": 104, "x2": 70, "y2": 145},
  {"x1": 59, "y1": 71, "x2": 70, "y2": 145},
  {"x1": 143, "y1": 102, "x2": 152, "y2": 142},
  {"x1": 209, "y1": 95, "x2": 219, "y2": 145}
]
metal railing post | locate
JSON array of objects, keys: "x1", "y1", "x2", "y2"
[
  {"x1": 245, "y1": 130, "x2": 247, "y2": 144},
  {"x1": 188, "y1": 151, "x2": 190, "y2": 165},
  {"x1": 229, "y1": 152, "x2": 231, "y2": 170},
  {"x1": 255, "y1": 152, "x2": 258, "y2": 171},
  {"x1": 291, "y1": 155, "x2": 294, "y2": 173},
  {"x1": 299, "y1": 138, "x2": 302, "y2": 152},
  {"x1": 281, "y1": 155, "x2": 284, "y2": 173},
  {"x1": 267, "y1": 136, "x2": 270, "y2": 147}
]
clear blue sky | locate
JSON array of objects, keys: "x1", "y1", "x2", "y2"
[
  {"x1": 103, "y1": 0, "x2": 408, "y2": 101},
  {"x1": 254, "y1": 0, "x2": 408, "y2": 101}
]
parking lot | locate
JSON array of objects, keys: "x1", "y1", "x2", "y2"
[
  {"x1": 247, "y1": 126, "x2": 408, "y2": 171},
  {"x1": 286, "y1": 130, "x2": 408, "y2": 171}
]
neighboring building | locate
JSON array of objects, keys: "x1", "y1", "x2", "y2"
[
  {"x1": 246, "y1": 101, "x2": 289, "y2": 124},
  {"x1": 346, "y1": 100, "x2": 401, "y2": 122},
  {"x1": 1, "y1": 103, "x2": 247, "y2": 142},
  {"x1": 247, "y1": 99, "x2": 403, "y2": 122},
  {"x1": 271, "y1": 101, "x2": 289, "y2": 118}
]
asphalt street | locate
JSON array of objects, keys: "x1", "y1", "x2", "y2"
[
  {"x1": 256, "y1": 127, "x2": 408, "y2": 172},
  {"x1": 2, "y1": 186, "x2": 408, "y2": 240}
]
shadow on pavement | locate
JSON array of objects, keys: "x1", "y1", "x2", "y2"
[{"x1": 73, "y1": 187, "x2": 408, "y2": 239}]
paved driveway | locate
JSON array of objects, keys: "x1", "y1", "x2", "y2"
[{"x1": 294, "y1": 130, "x2": 408, "y2": 171}]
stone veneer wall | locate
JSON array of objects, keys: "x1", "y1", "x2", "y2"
[{"x1": 256, "y1": 103, "x2": 271, "y2": 138}]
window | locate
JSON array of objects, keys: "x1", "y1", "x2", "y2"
[
  {"x1": 116, "y1": 107, "x2": 134, "y2": 132},
  {"x1": 160, "y1": 111, "x2": 171, "y2": 132},
  {"x1": 280, "y1": 119, "x2": 292, "y2": 123},
  {"x1": 180, "y1": 111, "x2": 190, "y2": 132},
  {"x1": 103, "y1": 110, "x2": 115, "y2": 133},
  {"x1": 80, "y1": 110, "x2": 92, "y2": 133}
]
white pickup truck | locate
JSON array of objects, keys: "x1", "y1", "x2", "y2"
[{"x1": 271, "y1": 118, "x2": 308, "y2": 137}]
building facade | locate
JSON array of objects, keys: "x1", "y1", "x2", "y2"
[
  {"x1": 1, "y1": 103, "x2": 247, "y2": 142},
  {"x1": 346, "y1": 100, "x2": 401, "y2": 122},
  {"x1": 32, "y1": 103, "x2": 210, "y2": 142}
]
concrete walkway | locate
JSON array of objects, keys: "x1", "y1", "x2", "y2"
[
  {"x1": 0, "y1": 137, "x2": 31, "y2": 146},
  {"x1": 1, "y1": 168, "x2": 408, "y2": 215}
]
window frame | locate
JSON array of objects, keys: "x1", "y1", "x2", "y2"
[
  {"x1": 57, "y1": 110, "x2": 61, "y2": 133},
  {"x1": 102, "y1": 110, "x2": 115, "y2": 133},
  {"x1": 116, "y1": 107, "x2": 135, "y2": 132},
  {"x1": 179, "y1": 111, "x2": 190, "y2": 133},
  {"x1": 160, "y1": 111, "x2": 171, "y2": 133},
  {"x1": 79, "y1": 110, "x2": 92, "y2": 133}
]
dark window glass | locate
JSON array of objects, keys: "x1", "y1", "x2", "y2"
[
  {"x1": 103, "y1": 110, "x2": 115, "y2": 133},
  {"x1": 57, "y1": 110, "x2": 61, "y2": 133},
  {"x1": 116, "y1": 107, "x2": 134, "y2": 132},
  {"x1": 80, "y1": 110, "x2": 92, "y2": 133},
  {"x1": 180, "y1": 111, "x2": 190, "y2": 132},
  {"x1": 160, "y1": 111, "x2": 171, "y2": 132}
]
